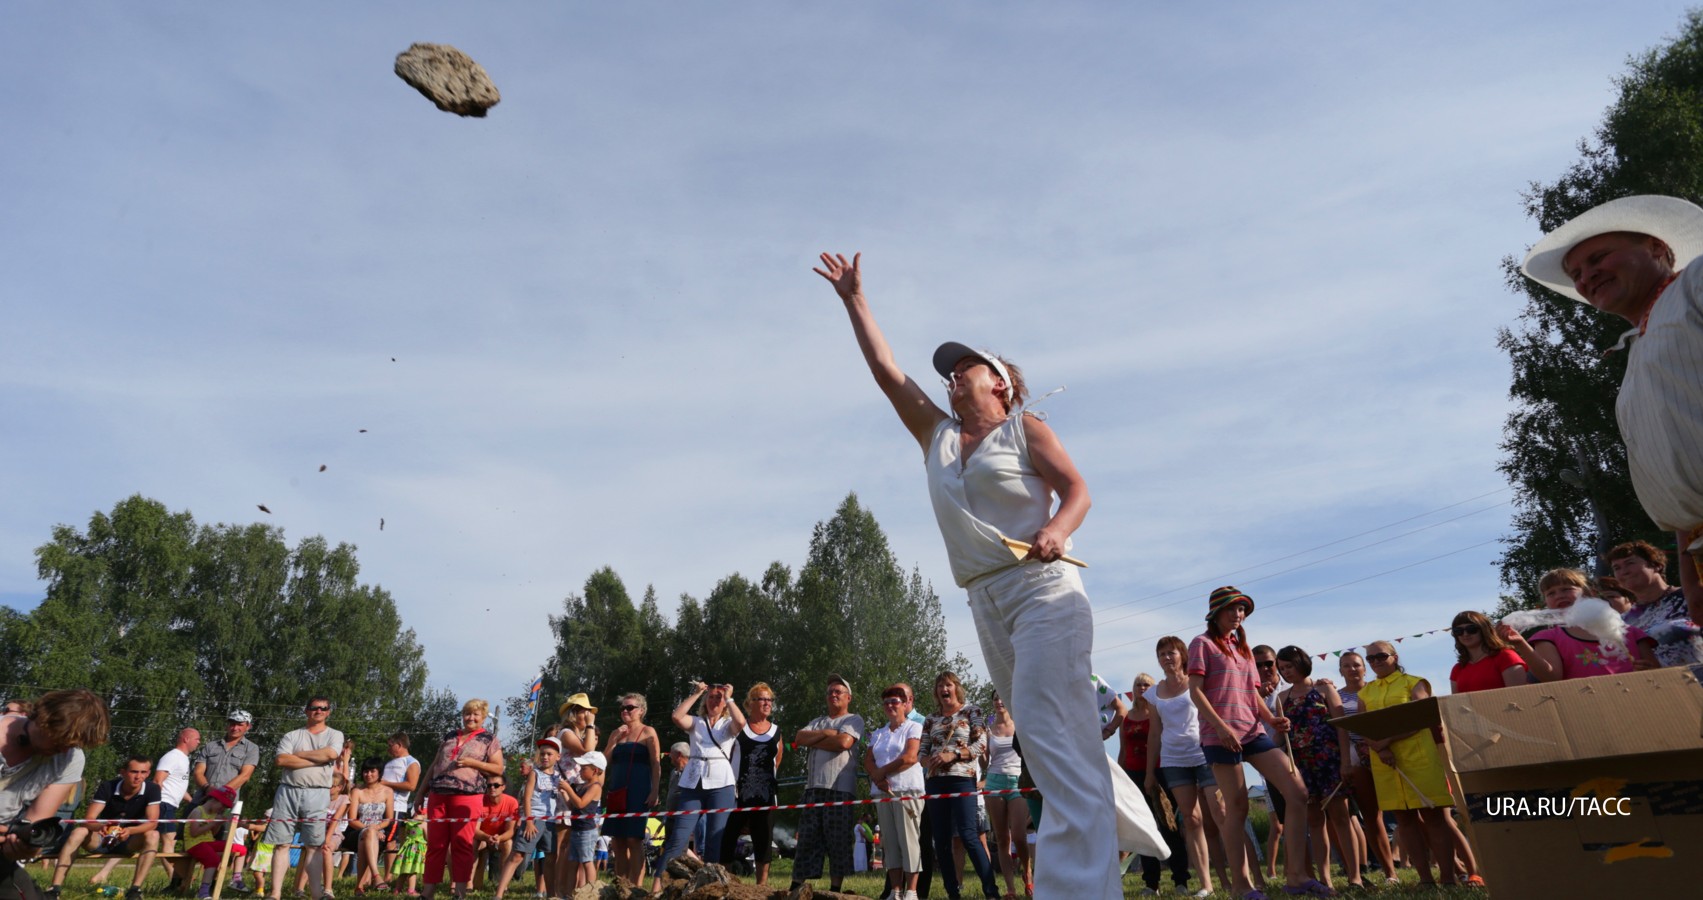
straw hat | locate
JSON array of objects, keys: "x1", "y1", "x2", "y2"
[
  {"x1": 1521, "y1": 195, "x2": 1703, "y2": 303},
  {"x1": 557, "y1": 692, "x2": 597, "y2": 718}
]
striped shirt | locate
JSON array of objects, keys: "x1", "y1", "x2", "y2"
[
  {"x1": 1619, "y1": 260, "x2": 1703, "y2": 537},
  {"x1": 1187, "y1": 633, "x2": 1262, "y2": 748}
]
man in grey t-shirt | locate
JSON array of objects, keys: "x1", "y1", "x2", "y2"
[
  {"x1": 788, "y1": 675, "x2": 864, "y2": 894},
  {"x1": 264, "y1": 697, "x2": 346, "y2": 900}
]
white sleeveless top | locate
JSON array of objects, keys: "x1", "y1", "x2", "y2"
[
  {"x1": 1149, "y1": 686, "x2": 1207, "y2": 768},
  {"x1": 987, "y1": 734, "x2": 1021, "y2": 777},
  {"x1": 925, "y1": 413, "x2": 1065, "y2": 587}
]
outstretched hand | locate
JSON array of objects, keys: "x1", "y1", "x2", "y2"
[{"x1": 813, "y1": 252, "x2": 862, "y2": 302}]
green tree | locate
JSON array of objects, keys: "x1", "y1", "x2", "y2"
[
  {"x1": 1497, "y1": 9, "x2": 1703, "y2": 613},
  {"x1": 5, "y1": 495, "x2": 451, "y2": 800},
  {"x1": 539, "y1": 567, "x2": 648, "y2": 736},
  {"x1": 781, "y1": 493, "x2": 954, "y2": 735},
  {"x1": 523, "y1": 492, "x2": 963, "y2": 787}
]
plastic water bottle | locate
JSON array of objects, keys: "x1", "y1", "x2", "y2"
[{"x1": 98, "y1": 887, "x2": 121, "y2": 897}]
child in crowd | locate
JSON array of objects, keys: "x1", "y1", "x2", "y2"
[
  {"x1": 1498, "y1": 568, "x2": 1660, "y2": 679},
  {"x1": 560, "y1": 751, "x2": 606, "y2": 891},
  {"x1": 496, "y1": 740, "x2": 561, "y2": 900},
  {"x1": 182, "y1": 787, "x2": 247, "y2": 899},
  {"x1": 245, "y1": 808, "x2": 274, "y2": 898},
  {"x1": 392, "y1": 803, "x2": 429, "y2": 895}
]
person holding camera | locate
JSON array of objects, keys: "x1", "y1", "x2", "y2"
[{"x1": 0, "y1": 691, "x2": 110, "y2": 900}]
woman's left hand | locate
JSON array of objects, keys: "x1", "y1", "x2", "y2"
[{"x1": 1025, "y1": 526, "x2": 1069, "y2": 563}]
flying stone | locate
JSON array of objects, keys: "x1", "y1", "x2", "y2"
[{"x1": 393, "y1": 43, "x2": 500, "y2": 117}]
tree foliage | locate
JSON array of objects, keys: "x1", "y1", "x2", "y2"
[
  {"x1": 521, "y1": 492, "x2": 966, "y2": 781},
  {"x1": 1497, "y1": 10, "x2": 1703, "y2": 613},
  {"x1": 1, "y1": 495, "x2": 456, "y2": 799}
]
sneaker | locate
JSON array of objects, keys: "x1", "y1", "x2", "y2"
[
  {"x1": 42, "y1": 888, "x2": 60, "y2": 900},
  {"x1": 197, "y1": 886, "x2": 213, "y2": 900},
  {"x1": 127, "y1": 888, "x2": 145, "y2": 900}
]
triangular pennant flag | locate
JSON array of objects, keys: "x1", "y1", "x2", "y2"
[
  {"x1": 1395, "y1": 637, "x2": 1406, "y2": 642},
  {"x1": 1319, "y1": 653, "x2": 1328, "y2": 660}
]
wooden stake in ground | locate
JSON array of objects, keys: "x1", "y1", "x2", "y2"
[{"x1": 210, "y1": 800, "x2": 243, "y2": 900}]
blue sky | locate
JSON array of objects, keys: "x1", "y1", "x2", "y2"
[{"x1": 3, "y1": 2, "x2": 1693, "y2": 725}]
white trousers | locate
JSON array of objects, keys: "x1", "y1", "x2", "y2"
[{"x1": 966, "y1": 562, "x2": 1122, "y2": 900}]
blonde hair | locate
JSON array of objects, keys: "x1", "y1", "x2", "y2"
[
  {"x1": 461, "y1": 698, "x2": 489, "y2": 720},
  {"x1": 1537, "y1": 567, "x2": 1591, "y2": 596},
  {"x1": 743, "y1": 683, "x2": 775, "y2": 717}
]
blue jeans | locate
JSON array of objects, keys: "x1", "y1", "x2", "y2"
[
  {"x1": 924, "y1": 775, "x2": 997, "y2": 899},
  {"x1": 658, "y1": 784, "x2": 734, "y2": 870}
]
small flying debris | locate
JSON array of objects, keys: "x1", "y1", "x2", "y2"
[
  {"x1": 391, "y1": 357, "x2": 397, "y2": 362},
  {"x1": 380, "y1": 518, "x2": 386, "y2": 531},
  {"x1": 359, "y1": 429, "x2": 368, "y2": 433},
  {"x1": 318, "y1": 464, "x2": 327, "y2": 472},
  {"x1": 257, "y1": 504, "x2": 271, "y2": 514}
]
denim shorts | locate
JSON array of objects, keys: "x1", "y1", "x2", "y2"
[
  {"x1": 1157, "y1": 764, "x2": 1216, "y2": 790},
  {"x1": 1201, "y1": 733, "x2": 1278, "y2": 766},
  {"x1": 568, "y1": 828, "x2": 598, "y2": 863}
]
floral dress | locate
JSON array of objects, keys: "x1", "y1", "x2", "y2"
[
  {"x1": 1281, "y1": 685, "x2": 1342, "y2": 800},
  {"x1": 393, "y1": 817, "x2": 427, "y2": 876}
]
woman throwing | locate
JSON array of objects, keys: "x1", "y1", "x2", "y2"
[{"x1": 814, "y1": 252, "x2": 1123, "y2": 899}]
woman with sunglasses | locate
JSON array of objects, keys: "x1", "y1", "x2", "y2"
[
  {"x1": 814, "y1": 253, "x2": 1124, "y2": 898},
  {"x1": 1446, "y1": 612, "x2": 1527, "y2": 694},
  {"x1": 1187, "y1": 587, "x2": 1320, "y2": 899},
  {"x1": 1360, "y1": 642, "x2": 1472, "y2": 888},
  {"x1": 1334, "y1": 652, "x2": 1398, "y2": 885},
  {"x1": 720, "y1": 684, "x2": 783, "y2": 887},
  {"x1": 601, "y1": 693, "x2": 660, "y2": 887}
]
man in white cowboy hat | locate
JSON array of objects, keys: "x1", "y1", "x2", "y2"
[{"x1": 1521, "y1": 194, "x2": 1703, "y2": 662}]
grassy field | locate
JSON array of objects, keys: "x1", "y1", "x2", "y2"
[{"x1": 35, "y1": 854, "x2": 1487, "y2": 899}]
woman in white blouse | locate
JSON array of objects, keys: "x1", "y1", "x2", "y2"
[
  {"x1": 863, "y1": 684, "x2": 924, "y2": 900},
  {"x1": 656, "y1": 682, "x2": 746, "y2": 872}
]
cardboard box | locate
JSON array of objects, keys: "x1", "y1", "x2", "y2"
[{"x1": 1333, "y1": 665, "x2": 1703, "y2": 899}]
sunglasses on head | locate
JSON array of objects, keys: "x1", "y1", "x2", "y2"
[
  {"x1": 1451, "y1": 625, "x2": 1481, "y2": 636},
  {"x1": 1366, "y1": 652, "x2": 1393, "y2": 662}
]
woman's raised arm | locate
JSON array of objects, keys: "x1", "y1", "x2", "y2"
[{"x1": 814, "y1": 252, "x2": 948, "y2": 450}]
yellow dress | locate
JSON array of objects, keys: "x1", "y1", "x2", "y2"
[{"x1": 1360, "y1": 672, "x2": 1451, "y2": 810}]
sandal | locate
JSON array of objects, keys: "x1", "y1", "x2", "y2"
[{"x1": 1284, "y1": 880, "x2": 1337, "y2": 898}]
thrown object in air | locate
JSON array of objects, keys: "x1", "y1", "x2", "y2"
[{"x1": 393, "y1": 43, "x2": 500, "y2": 117}]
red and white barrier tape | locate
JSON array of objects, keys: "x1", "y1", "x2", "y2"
[{"x1": 67, "y1": 786, "x2": 1035, "y2": 827}]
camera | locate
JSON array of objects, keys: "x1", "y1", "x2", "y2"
[{"x1": 6, "y1": 816, "x2": 65, "y2": 850}]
